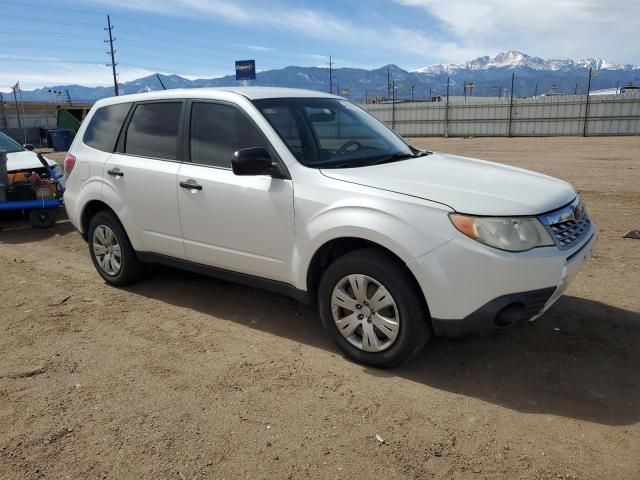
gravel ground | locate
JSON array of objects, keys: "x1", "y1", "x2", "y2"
[{"x1": 1, "y1": 137, "x2": 639, "y2": 479}]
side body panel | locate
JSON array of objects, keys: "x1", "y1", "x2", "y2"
[{"x1": 102, "y1": 153, "x2": 184, "y2": 259}]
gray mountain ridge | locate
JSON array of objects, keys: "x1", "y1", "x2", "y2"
[{"x1": 14, "y1": 51, "x2": 640, "y2": 103}]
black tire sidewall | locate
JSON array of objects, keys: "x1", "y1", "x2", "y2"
[
  {"x1": 29, "y1": 209, "x2": 55, "y2": 229},
  {"x1": 87, "y1": 211, "x2": 142, "y2": 286},
  {"x1": 318, "y1": 249, "x2": 429, "y2": 368}
]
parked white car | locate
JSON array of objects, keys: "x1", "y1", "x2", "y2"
[{"x1": 63, "y1": 88, "x2": 596, "y2": 367}]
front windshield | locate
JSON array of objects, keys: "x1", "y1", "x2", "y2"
[
  {"x1": 0, "y1": 132, "x2": 25, "y2": 153},
  {"x1": 254, "y1": 98, "x2": 416, "y2": 168}
]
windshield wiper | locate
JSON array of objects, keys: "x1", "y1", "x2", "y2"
[{"x1": 368, "y1": 151, "x2": 428, "y2": 166}]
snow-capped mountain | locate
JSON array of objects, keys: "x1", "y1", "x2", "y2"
[
  {"x1": 13, "y1": 51, "x2": 639, "y2": 103},
  {"x1": 415, "y1": 51, "x2": 637, "y2": 74}
]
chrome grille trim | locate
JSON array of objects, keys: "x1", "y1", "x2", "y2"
[{"x1": 538, "y1": 197, "x2": 591, "y2": 251}]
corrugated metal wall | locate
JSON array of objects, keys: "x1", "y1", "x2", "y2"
[{"x1": 363, "y1": 92, "x2": 640, "y2": 137}]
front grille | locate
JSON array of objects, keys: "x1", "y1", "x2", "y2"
[{"x1": 539, "y1": 197, "x2": 592, "y2": 251}]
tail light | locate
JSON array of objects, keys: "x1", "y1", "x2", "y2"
[{"x1": 64, "y1": 153, "x2": 76, "y2": 177}]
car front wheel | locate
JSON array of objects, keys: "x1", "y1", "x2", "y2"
[{"x1": 318, "y1": 248, "x2": 431, "y2": 368}]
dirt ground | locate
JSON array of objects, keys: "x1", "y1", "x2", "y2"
[{"x1": 1, "y1": 137, "x2": 639, "y2": 480}]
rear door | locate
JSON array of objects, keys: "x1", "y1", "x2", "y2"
[
  {"x1": 177, "y1": 100, "x2": 294, "y2": 282},
  {"x1": 103, "y1": 101, "x2": 186, "y2": 259}
]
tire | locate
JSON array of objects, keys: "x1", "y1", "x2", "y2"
[
  {"x1": 87, "y1": 210, "x2": 144, "y2": 286},
  {"x1": 318, "y1": 247, "x2": 431, "y2": 368},
  {"x1": 29, "y1": 209, "x2": 56, "y2": 229}
]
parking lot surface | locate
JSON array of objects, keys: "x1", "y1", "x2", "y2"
[{"x1": 1, "y1": 137, "x2": 639, "y2": 479}]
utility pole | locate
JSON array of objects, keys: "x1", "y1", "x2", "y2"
[
  {"x1": 364, "y1": 90, "x2": 368, "y2": 104},
  {"x1": 12, "y1": 87, "x2": 23, "y2": 140},
  {"x1": 429, "y1": 86, "x2": 431, "y2": 100},
  {"x1": 615, "y1": 80, "x2": 619, "y2": 94},
  {"x1": 534, "y1": 83, "x2": 538, "y2": 97},
  {"x1": 411, "y1": 85, "x2": 414, "y2": 102},
  {"x1": 463, "y1": 79, "x2": 467, "y2": 99},
  {"x1": 327, "y1": 55, "x2": 334, "y2": 94},
  {"x1": 105, "y1": 15, "x2": 119, "y2": 96},
  {"x1": 574, "y1": 83, "x2": 578, "y2": 95},
  {"x1": 387, "y1": 67, "x2": 390, "y2": 99},
  {"x1": 583, "y1": 67, "x2": 593, "y2": 137},
  {"x1": 0, "y1": 93, "x2": 8, "y2": 131},
  {"x1": 508, "y1": 72, "x2": 515, "y2": 137}
]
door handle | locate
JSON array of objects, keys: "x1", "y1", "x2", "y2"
[
  {"x1": 107, "y1": 168, "x2": 124, "y2": 177},
  {"x1": 180, "y1": 180, "x2": 203, "y2": 191}
]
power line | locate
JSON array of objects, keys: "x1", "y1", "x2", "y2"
[
  {"x1": 0, "y1": 57, "x2": 105, "y2": 64},
  {"x1": 0, "y1": 13, "x2": 103, "y2": 27},
  {"x1": 114, "y1": 25, "x2": 242, "y2": 52},
  {"x1": 0, "y1": 29, "x2": 101, "y2": 40},
  {"x1": 117, "y1": 50, "x2": 224, "y2": 70},
  {"x1": 0, "y1": 42, "x2": 101, "y2": 52},
  {"x1": 0, "y1": 0, "x2": 105, "y2": 15}
]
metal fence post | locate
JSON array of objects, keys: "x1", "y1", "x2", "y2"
[
  {"x1": 583, "y1": 67, "x2": 592, "y2": 137},
  {"x1": 391, "y1": 80, "x2": 396, "y2": 130},
  {"x1": 444, "y1": 77, "x2": 450, "y2": 138},
  {"x1": 508, "y1": 72, "x2": 515, "y2": 137}
]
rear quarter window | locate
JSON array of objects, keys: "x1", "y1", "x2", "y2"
[
  {"x1": 83, "y1": 103, "x2": 132, "y2": 152},
  {"x1": 124, "y1": 102, "x2": 182, "y2": 160}
]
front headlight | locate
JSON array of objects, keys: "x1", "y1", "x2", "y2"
[{"x1": 449, "y1": 213, "x2": 554, "y2": 252}]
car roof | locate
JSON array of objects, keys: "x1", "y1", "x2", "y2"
[{"x1": 93, "y1": 87, "x2": 340, "y2": 108}]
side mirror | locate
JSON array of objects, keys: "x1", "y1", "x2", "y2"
[
  {"x1": 232, "y1": 147, "x2": 287, "y2": 178},
  {"x1": 24, "y1": 144, "x2": 34, "y2": 151}
]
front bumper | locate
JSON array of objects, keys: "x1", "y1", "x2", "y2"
[{"x1": 408, "y1": 228, "x2": 596, "y2": 337}]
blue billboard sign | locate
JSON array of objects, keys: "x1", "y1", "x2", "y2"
[{"x1": 235, "y1": 60, "x2": 256, "y2": 81}]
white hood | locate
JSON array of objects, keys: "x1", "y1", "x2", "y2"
[
  {"x1": 6, "y1": 150, "x2": 57, "y2": 171},
  {"x1": 321, "y1": 152, "x2": 576, "y2": 216}
]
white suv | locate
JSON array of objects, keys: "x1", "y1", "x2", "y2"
[{"x1": 63, "y1": 88, "x2": 596, "y2": 367}]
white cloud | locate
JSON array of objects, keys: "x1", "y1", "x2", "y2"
[
  {"x1": 84, "y1": 0, "x2": 483, "y2": 64},
  {"x1": 0, "y1": 61, "x2": 159, "y2": 91},
  {"x1": 395, "y1": 0, "x2": 640, "y2": 64}
]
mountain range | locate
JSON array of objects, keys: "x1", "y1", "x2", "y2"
[{"x1": 12, "y1": 51, "x2": 640, "y2": 103}]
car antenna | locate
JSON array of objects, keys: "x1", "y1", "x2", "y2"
[{"x1": 156, "y1": 74, "x2": 166, "y2": 90}]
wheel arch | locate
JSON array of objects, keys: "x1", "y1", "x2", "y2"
[
  {"x1": 305, "y1": 236, "x2": 429, "y2": 314},
  {"x1": 80, "y1": 199, "x2": 118, "y2": 240}
]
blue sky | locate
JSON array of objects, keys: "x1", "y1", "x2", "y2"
[{"x1": 1, "y1": 0, "x2": 638, "y2": 91}]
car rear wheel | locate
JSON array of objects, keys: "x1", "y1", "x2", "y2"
[
  {"x1": 318, "y1": 248, "x2": 431, "y2": 368},
  {"x1": 88, "y1": 210, "x2": 144, "y2": 286}
]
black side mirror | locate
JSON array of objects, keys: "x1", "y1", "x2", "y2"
[
  {"x1": 232, "y1": 147, "x2": 287, "y2": 178},
  {"x1": 23, "y1": 144, "x2": 34, "y2": 151}
]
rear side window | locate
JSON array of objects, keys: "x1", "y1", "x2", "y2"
[
  {"x1": 83, "y1": 103, "x2": 131, "y2": 152},
  {"x1": 124, "y1": 102, "x2": 182, "y2": 160},
  {"x1": 190, "y1": 102, "x2": 268, "y2": 168}
]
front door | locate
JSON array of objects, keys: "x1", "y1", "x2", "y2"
[{"x1": 177, "y1": 101, "x2": 294, "y2": 283}]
